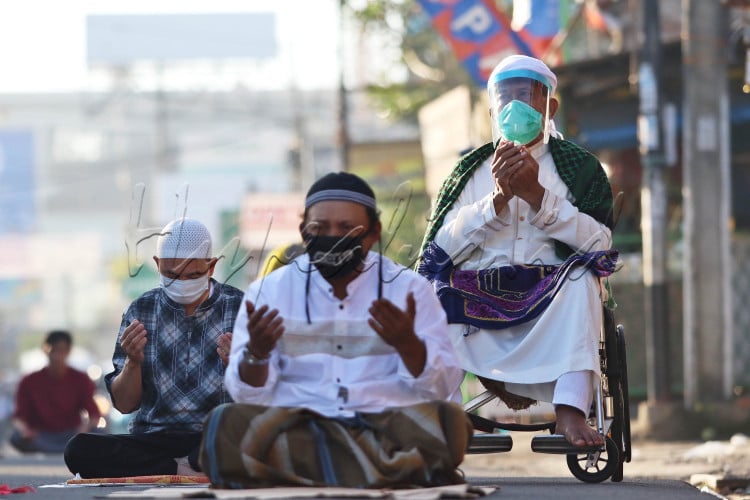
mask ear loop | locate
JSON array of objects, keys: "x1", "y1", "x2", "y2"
[
  {"x1": 377, "y1": 235, "x2": 383, "y2": 300},
  {"x1": 543, "y1": 88, "x2": 551, "y2": 144},
  {"x1": 358, "y1": 223, "x2": 382, "y2": 300},
  {"x1": 305, "y1": 263, "x2": 312, "y2": 324}
]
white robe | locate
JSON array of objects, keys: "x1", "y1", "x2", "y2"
[{"x1": 433, "y1": 141, "x2": 612, "y2": 406}]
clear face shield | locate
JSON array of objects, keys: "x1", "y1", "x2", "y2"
[{"x1": 488, "y1": 73, "x2": 552, "y2": 146}]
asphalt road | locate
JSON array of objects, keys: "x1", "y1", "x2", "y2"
[
  {"x1": 2, "y1": 431, "x2": 738, "y2": 500},
  {"x1": 0, "y1": 467, "x2": 720, "y2": 500}
]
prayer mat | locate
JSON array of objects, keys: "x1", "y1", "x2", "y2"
[
  {"x1": 67, "y1": 475, "x2": 210, "y2": 485},
  {"x1": 98, "y1": 483, "x2": 494, "y2": 499}
]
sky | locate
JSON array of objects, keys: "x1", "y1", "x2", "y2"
[{"x1": 0, "y1": 0, "x2": 342, "y2": 93}]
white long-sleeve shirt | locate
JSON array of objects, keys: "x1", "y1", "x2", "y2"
[{"x1": 225, "y1": 252, "x2": 464, "y2": 416}]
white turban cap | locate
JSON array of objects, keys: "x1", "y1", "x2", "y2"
[
  {"x1": 488, "y1": 54, "x2": 557, "y2": 93},
  {"x1": 156, "y1": 218, "x2": 212, "y2": 259}
]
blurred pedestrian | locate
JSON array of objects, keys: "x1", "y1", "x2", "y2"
[
  {"x1": 64, "y1": 217, "x2": 244, "y2": 478},
  {"x1": 10, "y1": 330, "x2": 101, "y2": 453},
  {"x1": 199, "y1": 172, "x2": 471, "y2": 488},
  {"x1": 418, "y1": 54, "x2": 617, "y2": 448}
]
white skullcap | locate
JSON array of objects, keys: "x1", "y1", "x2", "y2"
[
  {"x1": 488, "y1": 54, "x2": 557, "y2": 93},
  {"x1": 156, "y1": 218, "x2": 212, "y2": 259}
]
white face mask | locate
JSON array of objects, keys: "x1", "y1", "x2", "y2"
[{"x1": 160, "y1": 274, "x2": 209, "y2": 304}]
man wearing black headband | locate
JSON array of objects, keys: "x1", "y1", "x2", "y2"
[{"x1": 199, "y1": 172, "x2": 470, "y2": 489}]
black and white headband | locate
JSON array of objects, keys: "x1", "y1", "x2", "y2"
[{"x1": 304, "y1": 189, "x2": 377, "y2": 210}]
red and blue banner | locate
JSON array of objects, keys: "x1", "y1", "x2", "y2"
[{"x1": 416, "y1": 0, "x2": 538, "y2": 86}]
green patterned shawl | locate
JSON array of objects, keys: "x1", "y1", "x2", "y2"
[{"x1": 419, "y1": 137, "x2": 614, "y2": 262}]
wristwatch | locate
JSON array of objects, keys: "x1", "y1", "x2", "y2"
[{"x1": 242, "y1": 346, "x2": 270, "y2": 366}]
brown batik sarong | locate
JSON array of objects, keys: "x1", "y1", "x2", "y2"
[{"x1": 199, "y1": 401, "x2": 473, "y2": 489}]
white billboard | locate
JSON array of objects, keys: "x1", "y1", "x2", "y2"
[{"x1": 87, "y1": 13, "x2": 277, "y2": 65}]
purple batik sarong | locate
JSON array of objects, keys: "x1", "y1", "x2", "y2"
[{"x1": 418, "y1": 242, "x2": 618, "y2": 331}]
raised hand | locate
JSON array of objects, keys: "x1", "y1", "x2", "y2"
[
  {"x1": 368, "y1": 292, "x2": 426, "y2": 377},
  {"x1": 491, "y1": 140, "x2": 520, "y2": 200},
  {"x1": 492, "y1": 140, "x2": 545, "y2": 211},
  {"x1": 120, "y1": 319, "x2": 148, "y2": 365},
  {"x1": 245, "y1": 300, "x2": 284, "y2": 358},
  {"x1": 216, "y1": 332, "x2": 232, "y2": 365}
]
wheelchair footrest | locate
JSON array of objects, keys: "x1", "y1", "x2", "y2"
[
  {"x1": 530, "y1": 435, "x2": 602, "y2": 454},
  {"x1": 467, "y1": 433, "x2": 513, "y2": 454}
]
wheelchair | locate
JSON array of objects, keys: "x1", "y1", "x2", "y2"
[{"x1": 462, "y1": 307, "x2": 632, "y2": 483}]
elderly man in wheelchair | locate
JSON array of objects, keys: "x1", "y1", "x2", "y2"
[{"x1": 417, "y1": 55, "x2": 621, "y2": 457}]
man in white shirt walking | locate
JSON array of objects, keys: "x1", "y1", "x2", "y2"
[{"x1": 199, "y1": 172, "x2": 470, "y2": 489}]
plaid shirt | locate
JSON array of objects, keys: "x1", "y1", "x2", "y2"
[{"x1": 105, "y1": 279, "x2": 244, "y2": 433}]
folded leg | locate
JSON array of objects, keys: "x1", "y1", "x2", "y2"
[{"x1": 64, "y1": 431, "x2": 202, "y2": 478}]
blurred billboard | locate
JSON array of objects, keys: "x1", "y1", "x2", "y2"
[
  {"x1": 86, "y1": 13, "x2": 277, "y2": 65},
  {"x1": 239, "y1": 192, "x2": 304, "y2": 252}
]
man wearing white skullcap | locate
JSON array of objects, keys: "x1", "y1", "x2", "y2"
[
  {"x1": 65, "y1": 217, "x2": 244, "y2": 479},
  {"x1": 418, "y1": 54, "x2": 617, "y2": 448},
  {"x1": 199, "y1": 172, "x2": 471, "y2": 488}
]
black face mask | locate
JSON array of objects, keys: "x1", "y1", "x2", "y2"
[{"x1": 302, "y1": 232, "x2": 366, "y2": 279}]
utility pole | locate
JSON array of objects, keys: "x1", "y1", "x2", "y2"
[
  {"x1": 154, "y1": 63, "x2": 175, "y2": 174},
  {"x1": 337, "y1": 0, "x2": 350, "y2": 171},
  {"x1": 638, "y1": 0, "x2": 671, "y2": 403},
  {"x1": 682, "y1": 0, "x2": 733, "y2": 407}
]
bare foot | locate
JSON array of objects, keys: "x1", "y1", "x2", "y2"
[{"x1": 554, "y1": 405, "x2": 605, "y2": 447}]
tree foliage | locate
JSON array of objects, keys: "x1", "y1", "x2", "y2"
[{"x1": 345, "y1": 0, "x2": 476, "y2": 121}]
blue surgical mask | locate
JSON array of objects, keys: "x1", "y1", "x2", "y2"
[{"x1": 499, "y1": 100, "x2": 543, "y2": 145}]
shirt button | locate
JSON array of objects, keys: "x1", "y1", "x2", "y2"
[
  {"x1": 339, "y1": 304, "x2": 344, "y2": 310},
  {"x1": 337, "y1": 345, "x2": 342, "y2": 350},
  {"x1": 336, "y1": 377, "x2": 341, "y2": 383}
]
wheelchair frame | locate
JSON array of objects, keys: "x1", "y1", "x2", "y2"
[{"x1": 462, "y1": 307, "x2": 632, "y2": 483}]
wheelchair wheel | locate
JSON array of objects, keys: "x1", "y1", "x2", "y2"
[
  {"x1": 616, "y1": 325, "x2": 632, "y2": 463},
  {"x1": 609, "y1": 381, "x2": 626, "y2": 482},
  {"x1": 607, "y1": 325, "x2": 631, "y2": 482},
  {"x1": 566, "y1": 436, "x2": 620, "y2": 483}
]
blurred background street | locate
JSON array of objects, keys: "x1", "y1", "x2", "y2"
[{"x1": 1, "y1": 0, "x2": 750, "y2": 495}]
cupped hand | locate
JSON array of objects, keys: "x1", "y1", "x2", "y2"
[
  {"x1": 216, "y1": 332, "x2": 232, "y2": 365},
  {"x1": 368, "y1": 292, "x2": 418, "y2": 350},
  {"x1": 492, "y1": 141, "x2": 545, "y2": 210},
  {"x1": 120, "y1": 320, "x2": 148, "y2": 365},
  {"x1": 245, "y1": 300, "x2": 284, "y2": 358}
]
